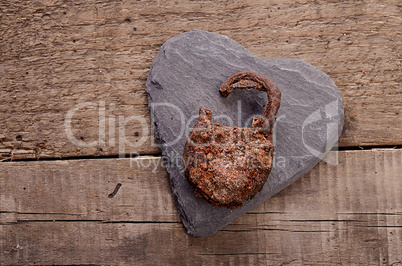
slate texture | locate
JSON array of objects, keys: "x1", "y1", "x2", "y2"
[{"x1": 146, "y1": 30, "x2": 344, "y2": 237}]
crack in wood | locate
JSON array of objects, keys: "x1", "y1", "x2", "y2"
[
  {"x1": 338, "y1": 212, "x2": 402, "y2": 216},
  {"x1": 247, "y1": 211, "x2": 285, "y2": 214},
  {"x1": 108, "y1": 183, "x2": 122, "y2": 198},
  {"x1": 1, "y1": 220, "x2": 181, "y2": 225},
  {"x1": 0, "y1": 211, "x2": 82, "y2": 216},
  {"x1": 1, "y1": 146, "x2": 400, "y2": 163},
  {"x1": 221, "y1": 228, "x2": 334, "y2": 233},
  {"x1": 286, "y1": 219, "x2": 365, "y2": 222},
  {"x1": 335, "y1": 145, "x2": 402, "y2": 151},
  {"x1": 200, "y1": 252, "x2": 282, "y2": 256},
  {"x1": 0, "y1": 153, "x2": 163, "y2": 162}
]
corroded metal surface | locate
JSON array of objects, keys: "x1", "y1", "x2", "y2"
[{"x1": 183, "y1": 71, "x2": 281, "y2": 208}]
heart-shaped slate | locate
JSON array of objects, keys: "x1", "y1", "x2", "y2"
[{"x1": 146, "y1": 30, "x2": 344, "y2": 237}]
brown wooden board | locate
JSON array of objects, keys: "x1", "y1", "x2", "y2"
[
  {"x1": 1, "y1": 149, "x2": 401, "y2": 265},
  {"x1": 1, "y1": 0, "x2": 401, "y2": 160}
]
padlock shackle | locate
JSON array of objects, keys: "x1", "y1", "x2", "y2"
[{"x1": 219, "y1": 71, "x2": 281, "y2": 133}]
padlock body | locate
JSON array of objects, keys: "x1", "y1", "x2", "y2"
[{"x1": 183, "y1": 108, "x2": 274, "y2": 209}]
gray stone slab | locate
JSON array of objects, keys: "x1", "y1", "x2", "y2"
[{"x1": 146, "y1": 30, "x2": 344, "y2": 237}]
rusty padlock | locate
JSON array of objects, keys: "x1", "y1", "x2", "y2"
[{"x1": 183, "y1": 71, "x2": 281, "y2": 209}]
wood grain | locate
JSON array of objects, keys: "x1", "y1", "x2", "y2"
[
  {"x1": 1, "y1": 0, "x2": 401, "y2": 160},
  {"x1": 1, "y1": 149, "x2": 401, "y2": 265}
]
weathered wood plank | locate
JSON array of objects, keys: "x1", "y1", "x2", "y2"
[
  {"x1": 1, "y1": 220, "x2": 400, "y2": 265},
  {"x1": 1, "y1": 0, "x2": 401, "y2": 160},
  {"x1": 0, "y1": 149, "x2": 401, "y2": 264},
  {"x1": 0, "y1": 156, "x2": 179, "y2": 223}
]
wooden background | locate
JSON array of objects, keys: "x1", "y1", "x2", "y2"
[{"x1": 0, "y1": 0, "x2": 401, "y2": 265}]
